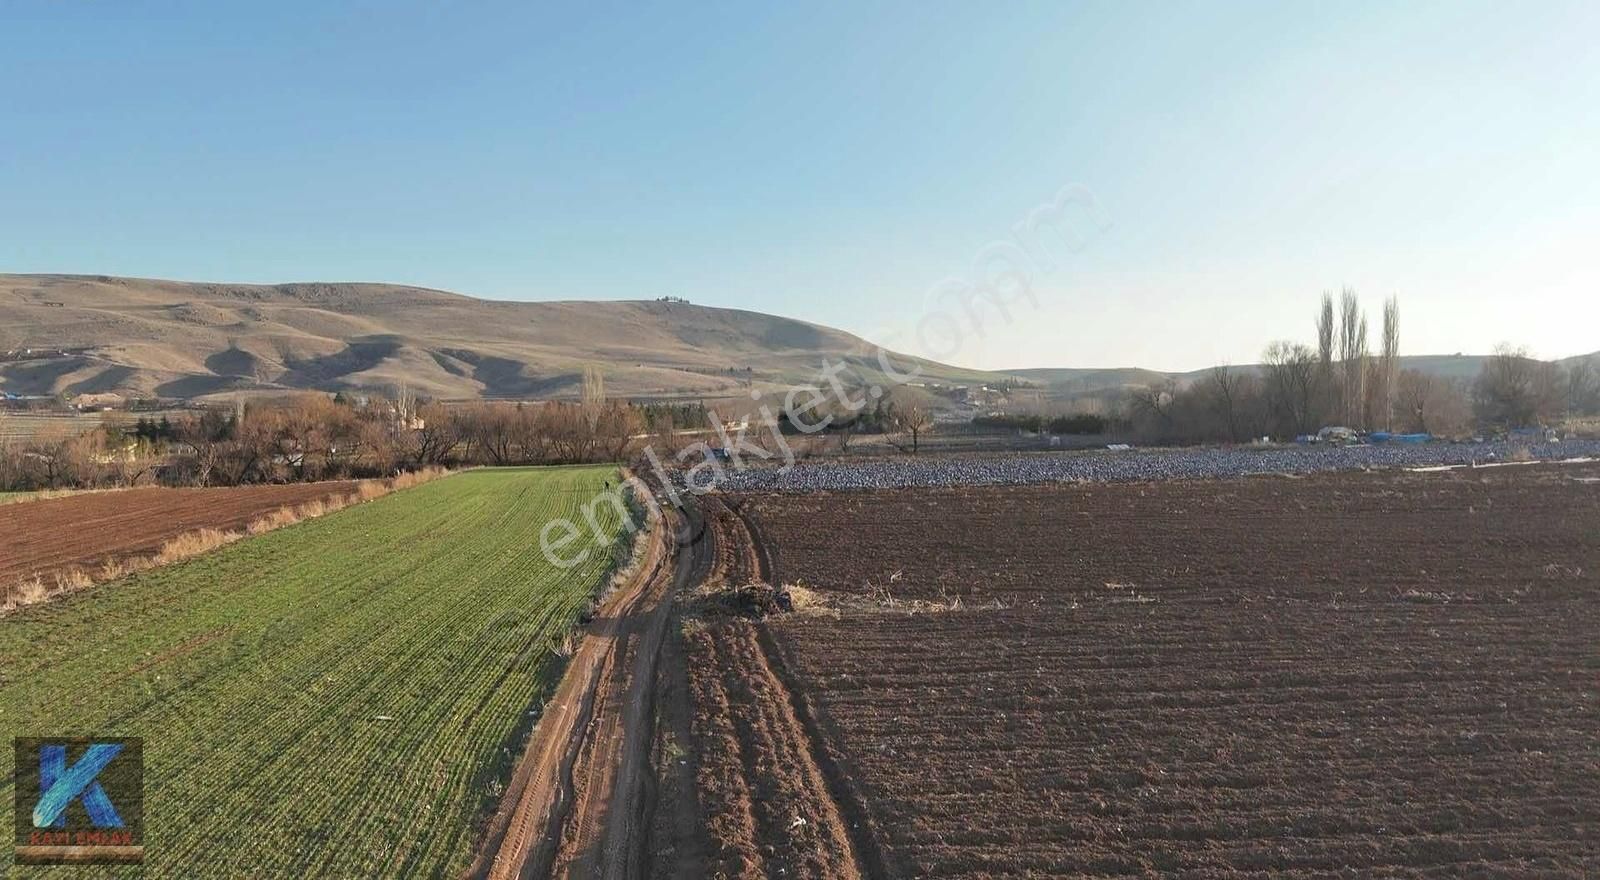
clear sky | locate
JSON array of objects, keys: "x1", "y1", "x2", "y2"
[{"x1": 3, "y1": 1, "x2": 1596, "y2": 371}]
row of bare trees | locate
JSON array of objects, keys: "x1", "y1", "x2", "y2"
[
  {"x1": 0, "y1": 430, "x2": 133, "y2": 491},
  {"x1": 1123, "y1": 293, "x2": 1597, "y2": 444},
  {"x1": 0, "y1": 392, "x2": 651, "y2": 491},
  {"x1": 1128, "y1": 359, "x2": 1478, "y2": 444},
  {"x1": 1472, "y1": 344, "x2": 1595, "y2": 429},
  {"x1": 449, "y1": 400, "x2": 642, "y2": 465},
  {"x1": 1311, "y1": 289, "x2": 1402, "y2": 431}
]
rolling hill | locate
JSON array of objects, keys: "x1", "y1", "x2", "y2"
[
  {"x1": 3, "y1": 274, "x2": 1590, "y2": 404},
  {"x1": 0, "y1": 274, "x2": 995, "y2": 401}
]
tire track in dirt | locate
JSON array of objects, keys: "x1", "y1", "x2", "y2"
[
  {"x1": 682, "y1": 498, "x2": 883, "y2": 880},
  {"x1": 469, "y1": 550, "x2": 648, "y2": 879},
  {"x1": 471, "y1": 481, "x2": 706, "y2": 880},
  {"x1": 469, "y1": 502, "x2": 665, "y2": 878},
  {"x1": 641, "y1": 609, "x2": 708, "y2": 880},
  {"x1": 474, "y1": 487, "x2": 883, "y2": 880},
  {"x1": 754, "y1": 625, "x2": 894, "y2": 880},
  {"x1": 723, "y1": 498, "x2": 774, "y2": 585},
  {"x1": 588, "y1": 502, "x2": 707, "y2": 879}
]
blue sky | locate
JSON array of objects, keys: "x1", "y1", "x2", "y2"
[{"x1": 3, "y1": 1, "x2": 1595, "y2": 370}]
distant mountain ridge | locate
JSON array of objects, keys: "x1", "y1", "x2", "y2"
[
  {"x1": 0, "y1": 274, "x2": 994, "y2": 401},
  {"x1": 2, "y1": 274, "x2": 1590, "y2": 403}
]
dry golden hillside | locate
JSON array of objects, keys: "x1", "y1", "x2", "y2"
[{"x1": 0, "y1": 274, "x2": 996, "y2": 400}]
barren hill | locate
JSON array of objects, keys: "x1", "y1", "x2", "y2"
[
  {"x1": 5, "y1": 274, "x2": 1589, "y2": 404},
  {"x1": 0, "y1": 274, "x2": 994, "y2": 400}
]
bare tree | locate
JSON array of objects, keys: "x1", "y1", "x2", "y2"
[
  {"x1": 1474, "y1": 344, "x2": 1564, "y2": 428},
  {"x1": 409, "y1": 402, "x2": 462, "y2": 465},
  {"x1": 804, "y1": 388, "x2": 871, "y2": 453},
  {"x1": 515, "y1": 404, "x2": 556, "y2": 463},
  {"x1": 1356, "y1": 313, "x2": 1371, "y2": 425},
  {"x1": 1316, "y1": 293, "x2": 1335, "y2": 372},
  {"x1": 360, "y1": 416, "x2": 403, "y2": 474},
  {"x1": 1378, "y1": 296, "x2": 1399, "y2": 431},
  {"x1": 581, "y1": 365, "x2": 606, "y2": 432},
  {"x1": 24, "y1": 428, "x2": 96, "y2": 489},
  {"x1": 395, "y1": 382, "x2": 416, "y2": 430},
  {"x1": 1534, "y1": 360, "x2": 1568, "y2": 424},
  {"x1": 548, "y1": 402, "x2": 599, "y2": 462},
  {"x1": 592, "y1": 401, "x2": 644, "y2": 461},
  {"x1": 1395, "y1": 369, "x2": 1436, "y2": 434},
  {"x1": 833, "y1": 410, "x2": 858, "y2": 453},
  {"x1": 1206, "y1": 365, "x2": 1247, "y2": 442},
  {"x1": 0, "y1": 433, "x2": 23, "y2": 491},
  {"x1": 886, "y1": 387, "x2": 934, "y2": 454},
  {"x1": 1566, "y1": 357, "x2": 1600, "y2": 416},
  {"x1": 1315, "y1": 292, "x2": 1335, "y2": 423},
  {"x1": 258, "y1": 394, "x2": 351, "y2": 481},
  {"x1": 173, "y1": 409, "x2": 238, "y2": 486},
  {"x1": 460, "y1": 403, "x2": 519, "y2": 464},
  {"x1": 1261, "y1": 341, "x2": 1319, "y2": 437},
  {"x1": 1128, "y1": 380, "x2": 1179, "y2": 438},
  {"x1": 1336, "y1": 289, "x2": 1367, "y2": 426},
  {"x1": 1393, "y1": 369, "x2": 1469, "y2": 436}
]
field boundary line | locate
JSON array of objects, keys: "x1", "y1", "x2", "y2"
[
  {"x1": 0, "y1": 468, "x2": 451, "y2": 616},
  {"x1": 595, "y1": 503, "x2": 698, "y2": 878},
  {"x1": 752, "y1": 622, "x2": 894, "y2": 880},
  {"x1": 727, "y1": 499, "x2": 776, "y2": 585},
  {"x1": 470, "y1": 481, "x2": 676, "y2": 880},
  {"x1": 722, "y1": 498, "x2": 892, "y2": 878}
]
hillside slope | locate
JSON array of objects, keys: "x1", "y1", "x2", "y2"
[
  {"x1": 0, "y1": 274, "x2": 993, "y2": 400},
  {"x1": 5, "y1": 274, "x2": 1588, "y2": 403}
]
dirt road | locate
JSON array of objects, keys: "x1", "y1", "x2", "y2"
[
  {"x1": 471, "y1": 493, "x2": 708, "y2": 880},
  {"x1": 658, "y1": 496, "x2": 877, "y2": 880}
]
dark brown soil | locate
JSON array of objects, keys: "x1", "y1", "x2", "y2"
[
  {"x1": 0, "y1": 482, "x2": 359, "y2": 584},
  {"x1": 683, "y1": 619, "x2": 865, "y2": 879},
  {"x1": 739, "y1": 464, "x2": 1600, "y2": 606},
  {"x1": 694, "y1": 464, "x2": 1600, "y2": 877}
]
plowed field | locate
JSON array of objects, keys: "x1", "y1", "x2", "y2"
[
  {"x1": 0, "y1": 482, "x2": 358, "y2": 584},
  {"x1": 694, "y1": 464, "x2": 1600, "y2": 877}
]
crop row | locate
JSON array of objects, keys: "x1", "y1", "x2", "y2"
[
  {"x1": 0, "y1": 465, "x2": 625, "y2": 877},
  {"x1": 774, "y1": 599, "x2": 1600, "y2": 877},
  {"x1": 724, "y1": 467, "x2": 1600, "y2": 877}
]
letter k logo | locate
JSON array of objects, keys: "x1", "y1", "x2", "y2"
[{"x1": 32, "y1": 743, "x2": 125, "y2": 829}]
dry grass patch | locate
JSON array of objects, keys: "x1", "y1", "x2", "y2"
[
  {"x1": 155, "y1": 528, "x2": 245, "y2": 565},
  {"x1": 53, "y1": 568, "x2": 94, "y2": 592},
  {"x1": 3, "y1": 576, "x2": 48, "y2": 611},
  {"x1": 391, "y1": 466, "x2": 450, "y2": 491},
  {"x1": 248, "y1": 506, "x2": 303, "y2": 535},
  {"x1": 2, "y1": 486, "x2": 130, "y2": 505}
]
